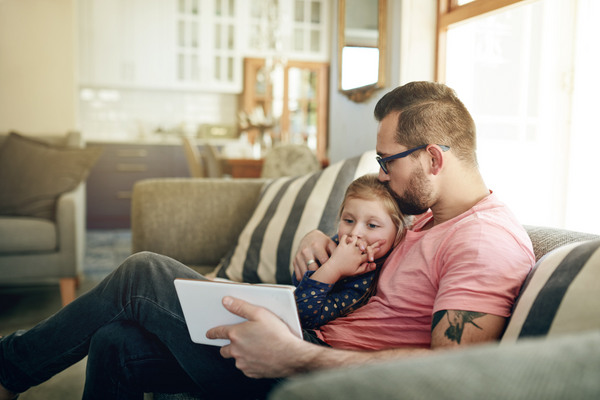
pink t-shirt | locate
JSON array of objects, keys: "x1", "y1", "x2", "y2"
[{"x1": 315, "y1": 193, "x2": 534, "y2": 350}]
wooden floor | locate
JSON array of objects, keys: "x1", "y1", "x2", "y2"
[{"x1": 0, "y1": 280, "x2": 99, "y2": 400}]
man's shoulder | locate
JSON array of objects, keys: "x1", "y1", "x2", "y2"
[
  {"x1": 428, "y1": 194, "x2": 533, "y2": 259},
  {"x1": 442, "y1": 210, "x2": 534, "y2": 266},
  {"x1": 451, "y1": 193, "x2": 527, "y2": 237}
]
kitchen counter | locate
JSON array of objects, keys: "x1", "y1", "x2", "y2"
[{"x1": 84, "y1": 135, "x2": 238, "y2": 146}]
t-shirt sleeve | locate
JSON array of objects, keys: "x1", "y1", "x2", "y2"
[{"x1": 433, "y1": 220, "x2": 533, "y2": 318}]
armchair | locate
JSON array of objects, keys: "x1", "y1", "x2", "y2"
[{"x1": 0, "y1": 132, "x2": 86, "y2": 306}]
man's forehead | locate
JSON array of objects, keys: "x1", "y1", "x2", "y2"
[{"x1": 376, "y1": 117, "x2": 405, "y2": 155}]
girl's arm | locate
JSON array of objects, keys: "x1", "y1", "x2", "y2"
[
  {"x1": 295, "y1": 269, "x2": 376, "y2": 329},
  {"x1": 294, "y1": 235, "x2": 384, "y2": 329}
]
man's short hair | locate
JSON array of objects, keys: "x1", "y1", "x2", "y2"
[{"x1": 374, "y1": 81, "x2": 478, "y2": 167}]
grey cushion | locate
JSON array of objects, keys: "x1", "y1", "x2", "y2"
[
  {"x1": 0, "y1": 132, "x2": 102, "y2": 220},
  {"x1": 0, "y1": 217, "x2": 56, "y2": 253},
  {"x1": 268, "y1": 330, "x2": 600, "y2": 400},
  {"x1": 523, "y1": 225, "x2": 600, "y2": 262}
]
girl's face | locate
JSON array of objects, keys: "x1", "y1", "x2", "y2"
[{"x1": 338, "y1": 197, "x2": 398, "y2": 258}]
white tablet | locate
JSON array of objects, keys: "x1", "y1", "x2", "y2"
[{"x1": 174, "y1": 279, "x2": 302, "y2": 347}]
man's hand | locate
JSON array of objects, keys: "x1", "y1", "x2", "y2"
[
  {"x1": 293, "y1": 230, "x2": 337, "y2": 281},
  {"x1": 206, "y1": 297, "x2": 311, "y2": 379}
]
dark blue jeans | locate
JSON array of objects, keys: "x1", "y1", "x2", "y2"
[{"x1": 0, "y1": 252, "x2": 281, "y2": 399}]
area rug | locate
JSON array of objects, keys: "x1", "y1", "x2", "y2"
[{"x1": 84, "y1": 229, "x2": 132, "y2": 279}]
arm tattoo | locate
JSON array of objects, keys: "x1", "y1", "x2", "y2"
[{"x1": 432, "y1": 310, "x2": 487, "y2": 344}]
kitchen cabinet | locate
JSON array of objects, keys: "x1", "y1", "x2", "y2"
[
  {"x1": 244, "y1": 0, "x2": 330, "y2": 62},
  {"x1": 79, "y1": 0, "x2": 244, "y2": 92},
  {"x1": 86, "y1": 142, "x2": 190, "y2": 229},
  {"x1": 78, "y1": 0, "x2": 330, "y2": 92}
]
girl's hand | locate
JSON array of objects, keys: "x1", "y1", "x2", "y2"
[
  {"x1": 364, "y1": 239, "x2": 385, "y2": 262},
  {"x1": 355, "y1": 238, "x2": 387, "y2": 263},
  {"x1": 310, "y1": 235, "x2": 371, "y2": 284}
]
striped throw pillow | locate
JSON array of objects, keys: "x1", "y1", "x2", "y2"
[
  {"x1": 215, "y1": 151, "x2": 380, "y2": 284},
  {"x1": 501, "y1": 239, "x2": 600, "y2": 344}
]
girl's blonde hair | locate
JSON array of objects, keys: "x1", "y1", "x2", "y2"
[
  {"x1": 338, "y1": 173, "x2": 407, "y2": 247},
  {"x1": 336, "y1": 174, "x2": 407, "y2": 312}
]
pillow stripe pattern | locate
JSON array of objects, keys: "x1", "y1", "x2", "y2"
[
  {"x1": 242, "y1": 175, "x2": 304, "y2": 282},
  {"x1": 217, "y1": 151, "x2": 379, "y2": 284},
  {"x1": 501, "y1": 239, "x2": 600, "y2": 344},
  {"x1": 275, "y1": 171, "x2": 324, "y2": 283}
]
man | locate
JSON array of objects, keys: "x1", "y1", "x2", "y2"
[
  {"x1": 0, "y1": 82, "x2": 534, "y2": 399},
  {"x1": 206, "y1": 81, "x2": 535, "y2": 377}
]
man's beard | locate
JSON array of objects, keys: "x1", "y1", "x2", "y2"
[{"x1": 389, "y1": 165, "x2": 433, "y2": 216}]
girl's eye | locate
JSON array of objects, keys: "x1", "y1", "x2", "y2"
[
  {"x1": 344, "y1": 219, "x2": 354, "y2": 224},
  {"x1": 368, "y1": 223, "x2": 379, "y2": 229}
]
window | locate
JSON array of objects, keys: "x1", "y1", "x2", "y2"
[{"x1": 438, "y1": 0, "x2": 600, "y2": 234}]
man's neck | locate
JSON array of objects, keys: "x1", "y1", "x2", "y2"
[{"x1": 426, "y1": 172, "x2": 490, "y2": 230}]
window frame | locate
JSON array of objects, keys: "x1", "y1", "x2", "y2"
[{"x1": 436, "y1": 0, "x2": 535, "y2": 82}]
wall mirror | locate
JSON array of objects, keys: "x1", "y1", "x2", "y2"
[{"x1": 338, "y1": 0, "x2": 386, "y2": 102}]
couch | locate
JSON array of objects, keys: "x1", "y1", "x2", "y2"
[
  {"x1": 131, "y1": 177, "x2": 600, "y2": 400},
  {"x1": 0, "y1": 132, "x2": 86, "y2": 306}
]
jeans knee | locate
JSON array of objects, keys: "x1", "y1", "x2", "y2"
[
  {"x1": 118, "y1": 251, "x2": 165, "y2": 278},
  {"x1": 121, "y1": 251, "x2": 156, "y2": 269},
  {"x1": 118, "y1": 251, "x2": 198, "y2": 283}
]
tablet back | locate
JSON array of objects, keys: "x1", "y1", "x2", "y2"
[{"x1": 174, "y1": 279, "x2": 302, "y2": 347}]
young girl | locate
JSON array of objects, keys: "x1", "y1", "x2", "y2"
[{"x1": 293, "y1": 173, "x2": 407, "y2": 329}]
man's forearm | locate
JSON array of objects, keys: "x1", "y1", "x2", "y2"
[{"x1": 289, "y1": 340, "x2": 433, "y2": 375}]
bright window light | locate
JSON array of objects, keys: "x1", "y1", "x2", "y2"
[
  {"x1": 341, "y1": 47, "x2": 379, "y2": 90},
  {"x1": 445, "y1": 0, "x2": 600, "y2": 234}
]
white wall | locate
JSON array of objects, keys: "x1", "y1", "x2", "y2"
[
  {"x1": 0, "y1": 0, "x2": 78, "y2": 134},
  {"x1": 328, "y1": 0, "x2": 437, "y2": 163}
]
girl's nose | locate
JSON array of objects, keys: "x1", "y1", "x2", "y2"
[{"x1": 351, "y1": 225, "x2": 363, "y2": 237}]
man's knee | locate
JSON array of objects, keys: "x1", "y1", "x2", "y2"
[
  {"x1": 121, "y1": 251, "x2": 159, "y2": 270},
  {"x1": 116, "y1": 251, "x2": 201, "y2": 290},
  {"x1": 118, "y1": 251, "x2": 175, "y2": 278}
]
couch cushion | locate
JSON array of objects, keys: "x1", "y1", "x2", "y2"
[
  {"x1": 502, "y1": 239, "x2": 600, "y2": 344},
  {"x1": 0, "y1": 216, "x2": 57, "y2": 253},
  {"x1": 0, "y1": 132, "x2": 103, "y2": 220},
  {"x1": 523, "y1": 225, "x2": 600, "y2": 262},
  {"x1": 268, "y1": 330, "x2": 600, "y2": 400},
  {"x1": 215, "y1": 151, "x2": 379, "y2": 284}
]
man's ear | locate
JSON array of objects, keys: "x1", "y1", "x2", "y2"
[{"x1": 426, "y1": 144, "x2": 444, "y2": 176}]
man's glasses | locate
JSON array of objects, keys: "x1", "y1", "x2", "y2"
[{"x1": 376, "y1": 144, "x2": 450, "y2": 174}]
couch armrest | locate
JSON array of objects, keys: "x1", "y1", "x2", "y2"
[
  {"x1": 131, "y1": 178, "x2": 267, "y2": 266},
  {"x1": 55, "y1": 182, "x2": 86, "y2": 277}
]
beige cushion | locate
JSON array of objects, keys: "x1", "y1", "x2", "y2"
[
  {"x1": 502, "y1": 239, "x2": 600, "y2": 344},
  {"x1": 0, "y1": 216, "x2": 57, "y2": 253},
  {"x1": 216, "y1": 150, "x2": 380, "y2": 284},
  {"x1": 0, "y1": 132, "x2": 103, "y2": 220}
]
